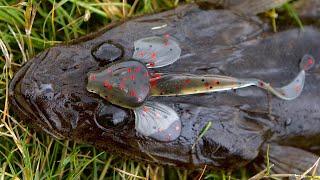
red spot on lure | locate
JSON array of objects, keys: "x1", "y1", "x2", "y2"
[
  {"x1": 103, "y1": 80, "x2": 112, "y2": 90},
  {"x1": 130, "y1": 75, "x2": 136, "y2": 81},
  {"x1": 89, "y1": 74, "x2": 96, "y2": 81},
  {"x1": 151, "y1": 52, "x2": 157, "y2": 60},
  {"x1": 148, "y1": 62, "x2": 155, "y2": 67}
]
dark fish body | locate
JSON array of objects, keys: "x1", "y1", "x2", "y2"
[{"x1": 9, "y1": 3, "x2": 320, "y2": 172}]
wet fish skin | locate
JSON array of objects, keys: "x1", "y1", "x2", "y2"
[
  {"x1": 9, "y1": 3, "x2": 320, "y2": 172},
  {"x1": 198, "y1": 0, "x2": 289, "y2": 15},
  {"x1": 295, "y1": 0, "x2": 320, "y2": 21}
]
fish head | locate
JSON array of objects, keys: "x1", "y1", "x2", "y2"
[{"x1": 8, "y1": 46, "x2": 135, "y2": 139}]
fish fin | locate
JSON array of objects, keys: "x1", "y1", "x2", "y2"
[
  {"x1": 134, "y1": 101, "x2": 181, "y2": 142},
  {"x1": 256, "y1": 144, "x2": 320, "y2": 175},
  {"x1": 132, "y1": 36, "x2": 181, "y2": 68}
]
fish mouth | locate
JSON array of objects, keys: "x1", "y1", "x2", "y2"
[{"x1": 9, "y1": 50, "x2": 65, "y2": 139}]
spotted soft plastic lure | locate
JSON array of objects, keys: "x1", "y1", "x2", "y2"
[{"x1": 87, "y1": 36, "x2": 315, "y2": 142}]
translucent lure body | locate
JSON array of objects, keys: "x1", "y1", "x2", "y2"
[
  {"x1": 149, "y1": 71, "x2": 305, "y2": 100},
  {"x1": 87, "y1": 36, "x2": 315, "y2": 142},
  {"x1": 87, "y1": 61, "x2": 150, "y2": 109}
]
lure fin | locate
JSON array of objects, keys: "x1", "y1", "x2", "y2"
[
  {"x1": 134, "y1": 101, "x2": 181, "y2": 142},
  {"x1": 132, "y1": 36, "x2": 181, "y2": 68}
]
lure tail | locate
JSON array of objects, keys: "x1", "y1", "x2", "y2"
[
  {"x1": 239, "y1": 71, "x2": 305, "y2": 100},
  {"x1": 241, "y1": 54, "x2": 315, "y2": 100}
]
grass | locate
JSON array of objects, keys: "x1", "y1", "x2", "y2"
[{"x1": 0, "y1": 0, "x2": 318, "y2": 179}]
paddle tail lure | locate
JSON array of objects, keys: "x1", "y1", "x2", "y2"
[
  {"x1": 150, "y1": 53, "x2": 314, "y2": 100},
  {"x1": 87, "y1": 36, "x2": 315, "y2": 142}
]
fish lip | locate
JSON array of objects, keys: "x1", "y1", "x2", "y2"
[{"x1": 9, "y1": 50, "x2": 65, "y2": 139}]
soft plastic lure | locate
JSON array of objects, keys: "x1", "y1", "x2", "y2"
[{"x1": 87, "y1": 36, "x2": 315, "y2": 142}]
